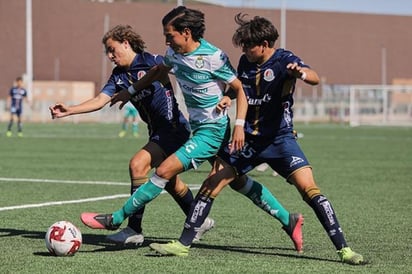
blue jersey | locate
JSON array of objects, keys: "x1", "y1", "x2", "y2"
[
  {"x1": 9, "y1": 86, "x2": 27, "y2": 114},
  {"x1": 101, "y1": 52, "x2": 189, "y2": 137},
  {"x1": 237, "y1": 48, "x2": 309, "y2": 141}
]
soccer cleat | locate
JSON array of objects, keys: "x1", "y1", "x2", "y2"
[
  {"x1": 118, "y1": 130, "x2": 127, "y2": 138},
  {"x1": 337, "y1": 247, "x2": 365, "y2": 265},
  {"x1": 6, "y1": 131, "x2": 12, "y2": 137},
  {"x1": 80, "y1": 212, "x2": 120, "y2": 230},
  {"x1": 282, "y1": 213, "x2": 304, "y2": 253},
  {"x1": 106, "y1": 226, "x2": 144, "y2": 246},
  {"x1": 149, "y1": 240, "x2": 190, "y2": 257},
  {"x1": 17, "y1": 132, "x2": 23, "y2": 137},
  {"x1": 193, "y1": 217, "x2": 215, "y2": 242}
]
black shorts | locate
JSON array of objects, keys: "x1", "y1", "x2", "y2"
[{"x1": 145, "y1": 124, "x2": 190, "y2": 167}]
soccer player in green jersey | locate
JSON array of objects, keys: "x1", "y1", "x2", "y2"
[
  {"x1": 150, "y1": 13, "x2": 365, "y2": 265},
  {"x1": 81, "y1": 7, "x2": 304, "y2": 255}
]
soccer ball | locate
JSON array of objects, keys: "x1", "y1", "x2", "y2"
[{"x1": 45, "y1": 221, "x2": 82, "y2": 256}]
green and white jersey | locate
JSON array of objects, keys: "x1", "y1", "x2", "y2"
[{"x1": 164, "y1": 39, "x2": 237, "y2": 128}]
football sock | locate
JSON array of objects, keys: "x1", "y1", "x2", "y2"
[
  {"x1": 165, "y1": 183, "x2": 194, "y2": 215},
  {"x1": 122, "y1": 122, "x2": 127, "y2": 131},
  {"x1": 7, "y1": 121, "x2": 12, "y2": 131},
  {"x1": 179, "y1": 193, "x2": 214, "y2": 246},
  {"x1": 308, "y1": 195, "x2": 348, "y2": 250},
  {"x1": 236, "y1": 176, "x2": 290, "y2": 226},
  {"x1": 17, "y1": 122, "x2": 22, "y2": 132},
  {"x1": 127, "y1": 178, "x2": 147, "y2": 234},
  {"x1": 132, "y1": 122, "x2": 138, "y2": 135},
  {"x1": 112, "y1": 175, "x2": 167, "y2": 225}
]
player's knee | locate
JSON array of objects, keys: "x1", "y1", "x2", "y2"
[{"x1": 129, "y1": 159, "x2": 146, "y2": 176}]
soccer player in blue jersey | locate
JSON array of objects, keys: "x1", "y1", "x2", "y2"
[
  {"x1": 49, "y1": 24, "x2": 215, "y2": 246},
  {"x1": 83, "y1": 6, "x2": 304, "y2": 256},
  {"x1": 150, "y1": 14, "x2": 365, "y2": 265},
  {"x1": 6, "y1": 76, "x2": 28, "y2": 137}
]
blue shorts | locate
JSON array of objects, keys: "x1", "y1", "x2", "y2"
[{"x1": 218, "y1": 131, "x2": 310, "y2": 182}]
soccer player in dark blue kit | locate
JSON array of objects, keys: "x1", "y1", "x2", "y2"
[
  {"x1": 49, "y1": 24, "x2": 215, "y2": 246},
  {"x1": 80, "y1": 8, "x2": 303, "y2": 256},
  {"x1": 150, "y1": 13, "x2": 365, "y2": 265},
  {"x1": 6, "y1": 76, "x2": 28, "y2": 137}
]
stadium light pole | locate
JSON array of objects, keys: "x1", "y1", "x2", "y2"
[
  {"x1": 26, "y1": 0, "x2": 33, "y2": 103},
  {"x1": 280, "y1": 0, "x2": 286, "y2": 49},
  {"x1": 101, "y1": 14, "x2": 110, "y2": 89},
  {"x1": 381, "y1": 47, "x2": 387, "y2": 85}
]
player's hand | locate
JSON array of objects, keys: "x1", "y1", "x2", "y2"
[
  {"x1": 229, "y1": 125, "x2": 245, "y2": 154},
  {"x1": 286, "y1": 62, "x2": 305, "y2": 78},
  {"x1": 110, "y1": 89, "x2": 131, "y2": 109},
  {"x1": 49, "y1": 103, "x2": 69, "y2": 119},
  {"x1": 216, "y1": 96, "x2": 232, "y2": 113}
]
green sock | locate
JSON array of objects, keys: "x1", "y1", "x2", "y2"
[
  {"x1": 132, "y1": 122, "x2": 138, "y2": 135},
  {"x1": 244, "y1": 179, "x2": 290, "y2": 226},
  {"x1": 112, "y1": 180, "x2": 163, "y2": 225}
]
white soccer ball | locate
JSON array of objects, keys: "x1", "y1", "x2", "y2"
[{"x1": 45, "y1": 221, "x2": 82, "y2": 256}]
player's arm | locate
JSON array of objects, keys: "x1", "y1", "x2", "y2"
[
  {"x1": 49, "y1": 92, "x2": 111, "y2": 119},
  {"x1": 286, "y1": 62, "x2": 320, "y2": 85},
  {"x1": 216, "y1": 86, "x2": 236, "y2": 113},
  {"x1": 6, "y1": 94, "x2": 11, "y2": 111},
  {"x1": 110, "y1": 64, "x2": 172, "y2": 109},
  {"x1": 227, "y1": 78, "x2": 248, "y2": 153}
]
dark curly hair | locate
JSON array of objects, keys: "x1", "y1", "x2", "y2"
[
  {"x1": 232, "y1": 13, "x2": 279, "y2": 49},
  {"x1": 102, "y1": 25, "x2": 145, "y2": 53}
]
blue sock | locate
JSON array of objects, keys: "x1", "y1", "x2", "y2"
[
  {"x1": 179, "y1": 194, "x2": 214, "y2": 246},
  {"x1": 309, "y1": 195, "x2": 347, "y2": 250}
]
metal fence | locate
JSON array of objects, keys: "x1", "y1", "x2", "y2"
[{"x1": 1, "y1": 85, "x2": 411, "y2": 127}]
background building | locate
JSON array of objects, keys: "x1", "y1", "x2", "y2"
[{"x1": 1, "y1": 0, "x2": 411, "y2": 124}]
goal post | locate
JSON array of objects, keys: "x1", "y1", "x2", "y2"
[{"x1": 349, "y1": 85, "x2": 412, "y2": 127}]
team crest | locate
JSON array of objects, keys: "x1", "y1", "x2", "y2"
[
  {"x1": 137, "y1": 70, "x2": 146, "y2": 80},
  {"x1": 195, "y1": 57, "x2": 204, "y2": 69},
  {"x1": 263, "y1": 69, "x2": 275, "y2": 81}
]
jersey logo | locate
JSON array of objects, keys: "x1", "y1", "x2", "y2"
[
  {"x1": 241, "y1": 72, "x2": 248, "y2": 79},
  {"x1": 263, "y1": 69, "x2": 275, "y2": 82},
  {"x1": 116, "y1": 79, "x2": 124, "y2": 85},
  {"x1": 290, "y1": 156, "x2": 304, "y2": 167},
  {"x1": 195, "y1": 56, "x2": 204, "y2": 69}
]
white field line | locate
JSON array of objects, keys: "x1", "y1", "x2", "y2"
[
  {"x1": 0, "y1": 177, "x2": 200, "y2": 212},
  {"x1": 0, "y1": 177, "x2": 129, "y2": 186},
  {"x1": 0, "y1": 194, "x2": 130, "y2": 212}
]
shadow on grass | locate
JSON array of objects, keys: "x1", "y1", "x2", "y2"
[
  {"x1": 0, "y1": 227, "x2": 338, "y2": 263},
  {"x1": 142, "y1": 237, "x2": 339, "y2": 264}
]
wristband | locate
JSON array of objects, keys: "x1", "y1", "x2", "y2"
[
  {"x1": 235, "y1": 119, "x2": 245, "y2": 127},
  {"x1": 127, "y1": 85, "x2": 137, "y2": 95},
  {"x1": 300, "y1": 72, "x2": 307, "y2": 81}
]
